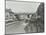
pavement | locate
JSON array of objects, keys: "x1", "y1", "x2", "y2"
[{"x1": 5, "y1": 21, "x2": 26, "y2": 34}]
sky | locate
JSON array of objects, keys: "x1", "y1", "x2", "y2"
[{"x1": 6, "y1": 1, "x2": 40, "y2": 14}]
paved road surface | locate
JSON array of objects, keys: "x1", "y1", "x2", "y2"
[{"x1": 5, "y1": 21, "x2": 26, "y2": 34}]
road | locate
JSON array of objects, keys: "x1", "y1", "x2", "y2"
[{"x1": 5, "y1": 21, "x2": 26, "y2": 34}]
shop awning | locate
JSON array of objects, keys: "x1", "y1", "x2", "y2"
[{"x1": 6, "y1": 1, "x2": 40, "y2": 14}]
